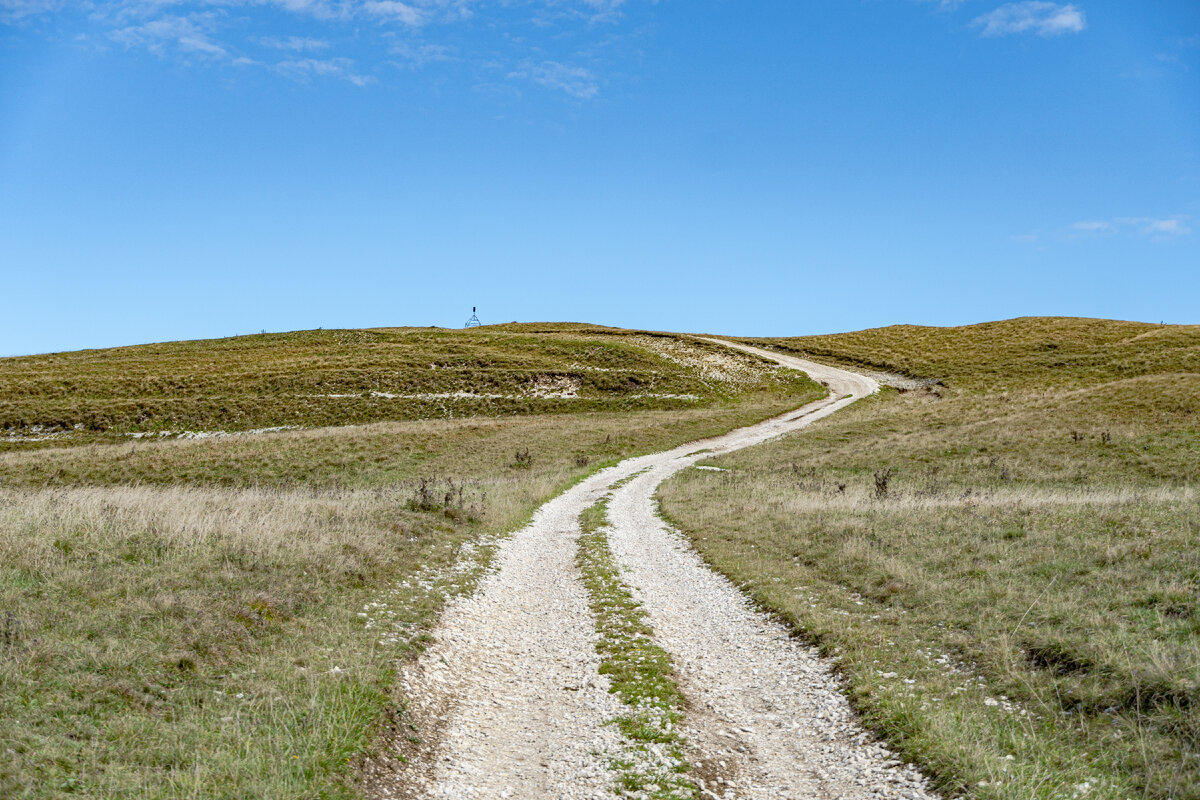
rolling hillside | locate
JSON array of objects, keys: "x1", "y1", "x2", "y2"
[{"x1": 0, "y1": 325, "x2": 811, "y2": 447}]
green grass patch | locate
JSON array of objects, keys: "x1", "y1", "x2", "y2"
[{"x1": 577, "y1": 498, "x2": 695, "y2": 800}]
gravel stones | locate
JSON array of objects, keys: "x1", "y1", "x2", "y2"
[{"x1": 381, "y1": 467, "x2": 635, "y2": 800}]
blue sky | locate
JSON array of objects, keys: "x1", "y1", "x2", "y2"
[{"x1": 1, "y1": 1, "x2": 1197, "y2": 355}]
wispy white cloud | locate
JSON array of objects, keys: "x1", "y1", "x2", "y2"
[
  {"x1": 1072, "y1": 220, "x2": 1113, "y2": 233},
  {"x1": 509, "y1": 59, "x2": 598, "y2": 99},
  {"x1": 258, "y1": 35, "x2": 329, "y2": 51},
  {"x1": 111, "y1": 14, "x2": 228, "y2": 58},
  {"x1": 4, "y1": 0, "x2": 636, "y2": 96},
  {"x1": 390, "y1": 40, "x2": 453, "y2": 65},
  {"x1": 275, "y1": 56, "x2": 373, "y2": 86},
  {"x1": 1071, "y1": 216, "x2": 1191, "y2": 240},
  {"x1": 972, "y1": 2, "x2": 1086, "y2": 37},
  {"x1": 531, "y1": 0, "x2": 626, "y2": 26},
  {"x1": 0, "y1": 0, "x2": 65, "y2": 23},
  {"x1": 1147, "y1": 35, "x2": 1200, "y2": 75},
  {"x1": 258, "y1": 0, "x2": 346, "y2": 22},
  {"x1": 361, "y1": 0, "x2": 478, "y2": 26},
  {"x1": 96, "y1": 0, "x2": 194, "y2": 27},
  {"x1": 925, "y1": 0, "x2": 968, "y2": 11},
  {"x1": 362, "y1": 0, "x2": 425, "y2": 26},
  {"x1": 1016, "y1": 216, "x2": 1192, "y2": 246},
  {"x1": 1117, "y1": 216, "x2": 1192, "y2": 237},
  {"x1": 581, "y1": 0, "x2": 626, "y2": 23}
]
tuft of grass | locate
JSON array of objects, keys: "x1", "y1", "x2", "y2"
[
  {"x1": 663, "y1": 317, "x2": 1200, "y2": 800},
  {"x1": 577, "y1": 498, "x2": 696, "y2": 800}
]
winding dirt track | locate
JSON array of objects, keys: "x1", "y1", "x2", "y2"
[{"x1": 370, "y1": 341, "x2": 937, "y2": 800}]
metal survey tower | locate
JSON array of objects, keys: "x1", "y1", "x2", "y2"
[{"x1": 464, "y1": 307, "x2": 482, "y2": 328}]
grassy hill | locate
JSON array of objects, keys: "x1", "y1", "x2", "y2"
[
  {"x1": 662, "y1": 317, "x2": 1200, "y2": 800},
  {"x1": 0, "y1": 325, "x2": 823, "y2": 799},
  {"x1": 737, "y1": 316, "x2": 1200, "y2": 391},
  {"x1": 0, "y1": 324, "x2": 808, "y2": 446}
]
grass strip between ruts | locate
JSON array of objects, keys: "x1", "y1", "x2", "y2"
[{"x1": 577, "y1": 495, "x2": 697, "y2": 800}]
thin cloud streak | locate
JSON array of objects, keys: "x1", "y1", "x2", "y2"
[
  {"x1": 509, "y1": 60, "x2": 599, "y2": 99},
  {"x1": 389, "y1": 40, "x2": 454, "y2": 66},
  {"x1": 361, "y1": 1, "x2": 425, "y2": 26},
  {"x1": 973, "y1": 2, "x2": 1086, "y2": 37},
  {"x1": 110, "y1": 14, "x2": 228, "y2": 58},
  {"x1": 259, "y1": 35, "x2": 330, "y2": 51},
  {"x1": 0, "y1": 0, "x2": 64, "y2": 22},
  {"x1": 1070, "y1": 216, "x2": 1192, "y2": 239},
  {"x1": 274, "y1": 56, "x2": 373, "y2": 86},
  {"x1": 1117, "y1": 217, "x2": 1192, "y2": 237}
]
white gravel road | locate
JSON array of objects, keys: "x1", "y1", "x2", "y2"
[{"x1": 370, "y1": 341, "x2": 939, "y2": 800}]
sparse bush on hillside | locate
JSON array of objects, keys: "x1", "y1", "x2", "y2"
[
  {"x1": 510, "y1": 447, "x2": 533, "y2": 470},
  {"x1": 873, "y1": 468, "x2": 892, "y2": 499},
  {"x1": 406, "y1": 477, "x2": 485, "y2": 522}
]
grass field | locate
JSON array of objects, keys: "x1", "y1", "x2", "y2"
[
  {"x1": 660, "y1": 318, "x2": 1200, "y2": 800},
  {"x1": 0, "y1": 328, "x2": 824, "y2": 799},
  {"x1": 7, "y1": 316, "x2": 1196, "y2": 800},
  {"x1": 735, "y1": 316, "x2": 1200, "y2": 391},
  {"x1": 0, "y1": 324, "x2": 808, "y2": 446}
]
